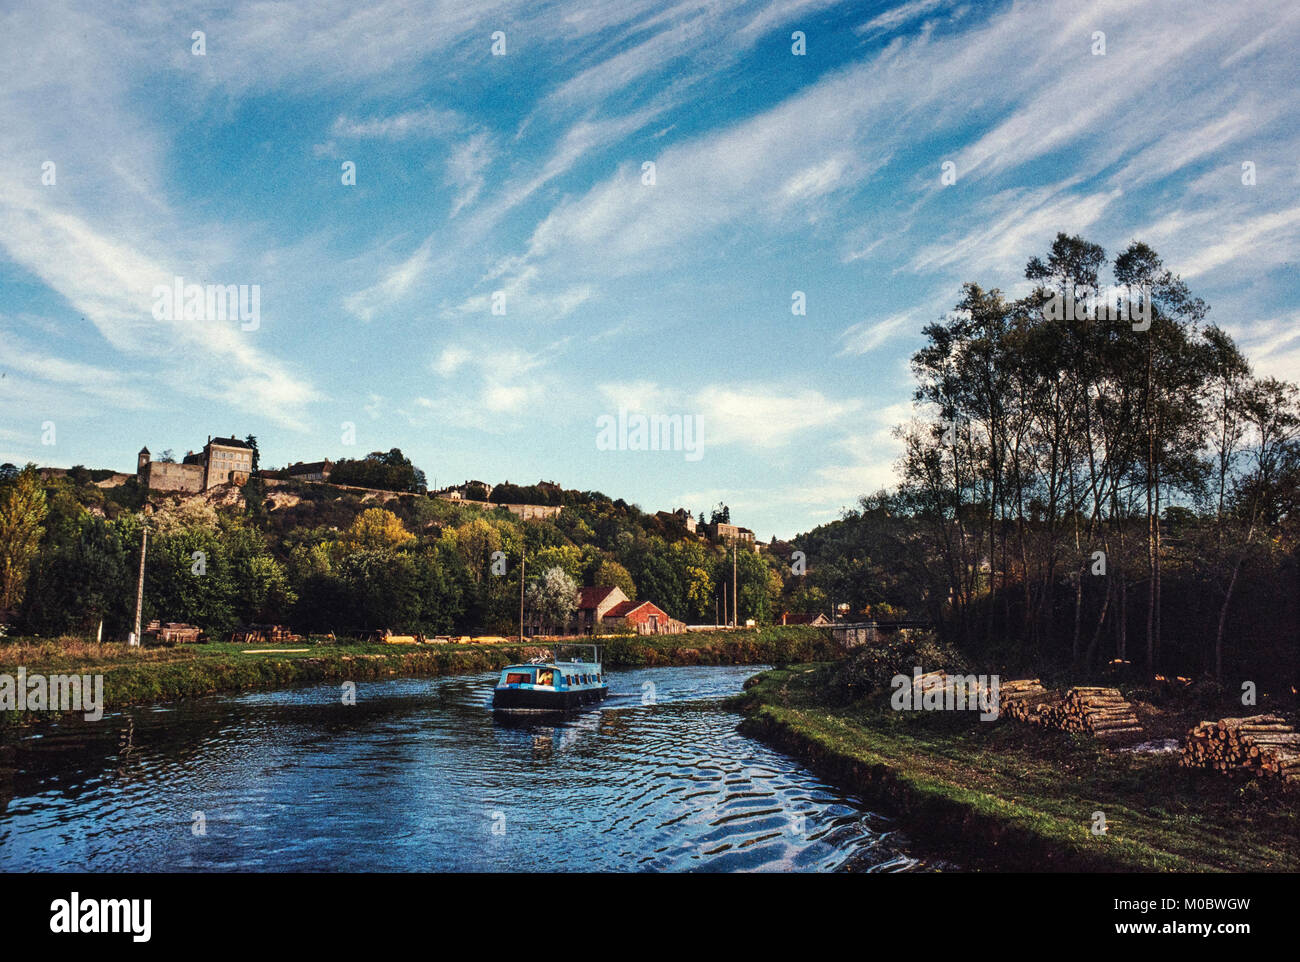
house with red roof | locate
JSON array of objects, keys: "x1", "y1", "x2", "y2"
[
  {"x1": 602, "y1": 599, "x2": 686, "y2": 635},
  {"x1": 523, "y1": 584, "x2": 685, "y2": 636},
  {"x1": 526, "y1": 585, "x2": 629, "y2": 637}
]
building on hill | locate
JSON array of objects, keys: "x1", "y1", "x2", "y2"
[
  {"x1": 203, "y1": 436, "x2": 254, "y2": 487},
  {"x1": 655, "y1": 507, "x2": 697, "y2": 533},
  {"x1": 504, "y1": 503, "x2": 562, "y2": 521},
  {"x1": 436, "y1": 480, "x2": 494, "y2": 501},
  {"x1": 704, "y1": 521, "x2": 756, "y2": 547},
  {"x1": 137, "y1": 434, "x2": 254, "y2": 493},
  {"x1": 284, "y1": 459, "x2": 334, "y2": 482}
]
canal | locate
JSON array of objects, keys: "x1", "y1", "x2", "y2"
[{"x1": 0, "y1": 665, "x2": 933, "y2": 872}]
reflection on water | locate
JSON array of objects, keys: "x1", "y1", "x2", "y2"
[{"x1": 0, "y1": 665, "x2": 935, "y2": 872}]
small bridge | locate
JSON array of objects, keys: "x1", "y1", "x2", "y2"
[{"x1": 830, "y1": 620, "x2": 933, "y2": 649}]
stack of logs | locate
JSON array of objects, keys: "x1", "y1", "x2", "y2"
[
  {"x1": 1054, "y1": 687, "x2": 1145, "y2": 740},
  {"x1": 999, "y1": 680, "x2": 1144, "y2": 742},
  {"x1": 1000, "y1": 679, "x2": 1061, "y2": 724},
  {"x1": 1180, "y1": 715, "x2": 1300, "y2": 782},
  {"x1": 911, "y1": 670, "x2": 993, "y2": 704}
]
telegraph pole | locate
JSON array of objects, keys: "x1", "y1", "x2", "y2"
[
  {"x1": 518, "y1": 547, "x2": 525, "y2": 642},
  {"x1": 132, "y1": 525, "x2": 148, "y2": 646},
  {"x1": 732, "y1": 543, "x2": 738, "y2": 627}
]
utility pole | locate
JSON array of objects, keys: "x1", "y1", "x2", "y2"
[
  {"x1": 732, "y1": 543, "x2": 738, "y2": 627},
  {"x1": 518, "y1": 546, "x2": 526, "y2": 642},
  {"x1": 132, "y1": 525, "x2": 148, "y2": 646}
]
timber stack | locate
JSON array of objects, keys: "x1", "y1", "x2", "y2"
[
  {"x1": 1055, "y1": 687, "x2": 1144, "y2": 740},
  {"x1": 1180, "y1": 715, "x2": 1300, "y2": 782},
  {"x1": 1000, "y1": 681, "x2": 1143, "y2": 742},
  {"x1": 1000, "y1": 679, "x2": 1065, "y2": 724}
]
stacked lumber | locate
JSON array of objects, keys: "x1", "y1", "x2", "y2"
[
  {"x1": 999, "y1": 679, "x2": 1066, "y2": 724},
  {"x1": 229, "y1": 624, "x2": 298, "y2": 644},
  {"x1": 1180, "y1": 714, "x2": 1300, "y2": 782},
  {"x1": 998, "y1": 681, "x2": 1143, "y2": 741},
  {"x1": 910, "y1": 670, "x2": 993, "y2": 705},
  {"x1": 1055, "y1": 687, "x2": 1144, "y2": 740}
]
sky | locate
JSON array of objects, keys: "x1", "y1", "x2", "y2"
[{"x1": 2, "y1": 0, "x2": 1298, "y2": 539}]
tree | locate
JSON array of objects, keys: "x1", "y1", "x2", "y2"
[
  {"x1": 330, "y1": 448, "x2": 425, "y2": 493},
  {"x1": 526, "y1": 566, "x2": 577, "y2": 634},
  {"x1": 19, "y1": 514, "x2": 134, "y2": 636},
  {"x1": 0, "y1": 464, "x2": 48, "y2": 613},
  {"x1": 244, "y1": 435, "x2": 260, "y2": 472},
  {"x1": 591, "y1": 558, "x2": 636, "y2": 600},
  {"x1": 342, "y1": 508, "x2": 414, "y2": 550}
]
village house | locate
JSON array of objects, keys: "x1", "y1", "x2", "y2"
[
  {"x1": 704, "y1": 521, "x2": 756, "y2": 547},
  {"x1": 780, "y1": 612, "x2": 833, "y2": 627},
  {"x1": 524, "y1": 585, "x2": 683, "y2": 636},
  {"x1": 603, "y1": 600, "x2": 686, "y2": 635},
  {"x1": 284, "y1": 459, "x2": 334, "y2": 482},
  {"x1": 654, "y1": 507, "x2": 698, "y2": 533}
]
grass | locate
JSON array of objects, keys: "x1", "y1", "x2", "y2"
[
  {"x1": 0, "y1": 626, "x2": 837, "y2": 727},
  {"x1": 729, "y1": 666, "x2": 1300, "y2": 872}
]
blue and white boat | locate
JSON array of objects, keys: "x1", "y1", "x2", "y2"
[{"x1": 493, "y1": 644, "x2": 609, "y2": 711}]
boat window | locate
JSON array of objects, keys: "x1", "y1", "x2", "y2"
[
  {"x1": 504, "y1": 672, "x2": 531, "y2": 685},
  {"x1": 537, "y1": 669, "x2": 554, "y2": 687}
]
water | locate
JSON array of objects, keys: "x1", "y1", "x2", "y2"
[{"x1": 0, "y1": 665, "x2": 932, "y2": 872}]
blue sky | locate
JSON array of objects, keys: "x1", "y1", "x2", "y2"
[{"x1": 2, "y1": 0, "x2": 1298, "y2": 539}]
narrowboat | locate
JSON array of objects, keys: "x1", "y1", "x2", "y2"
[{"x1": 492, "y1": 644, "x2": 609, "y2": 711}]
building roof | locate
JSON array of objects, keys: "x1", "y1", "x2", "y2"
[
  {"x1": 208, "y1": 436, "x2": 253, "y2": 449},
  {"x1": 605, "y1": 600, "x2": 666, "y2": 619},
  {"x1": 286, "y1": 459, "x2": 332, "y2": 474},
  {"x1": 782, "y1": 612, "x2": 830, "y2": 625},
  {"x1": 577, "y1": 585, "x2": 624, "y2": 611}
]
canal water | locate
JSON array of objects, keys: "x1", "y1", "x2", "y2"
[{"x1": 0, "y1": 665, "x2": 932, "y2": 872}]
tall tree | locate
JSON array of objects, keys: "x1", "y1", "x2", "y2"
[{"x1": 0, "y1": 464, "x2": 48, "y2": 613}]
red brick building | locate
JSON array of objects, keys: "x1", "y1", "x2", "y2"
[{"x1": 603, "y1": 600, "x2": 686, "y2": 635}]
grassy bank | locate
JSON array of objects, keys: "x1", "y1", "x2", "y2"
[
  {"x1": 730, "y1": 666, "x2": 1300, "y2": 872},
  {"x1": 0, "y1": 626, "x2": 834, "y2": 727}
]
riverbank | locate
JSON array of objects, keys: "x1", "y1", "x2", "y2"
[
  {"x1": 730, "y1": 667, "x2": 1300, "y2": 872},
  {"x1": 0, "y1": 627, "x2": 834, "y2": 727}
]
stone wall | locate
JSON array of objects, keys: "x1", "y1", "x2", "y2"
[{"x1": 142, "y1": 461, "x2": 204, "y2": 493}]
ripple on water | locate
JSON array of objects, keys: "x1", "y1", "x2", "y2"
[{"x1": 0, "y1": 665, "x2": 937, "y2": 872}]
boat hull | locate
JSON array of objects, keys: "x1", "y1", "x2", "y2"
[{"x1": 492, "y1": 686, "x2": 609, "y2": 711}]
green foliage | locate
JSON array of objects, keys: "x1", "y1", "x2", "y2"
[
  {"x1": 330, "y1": 448, "x2": 426, "y2": 493},
  {"x1": 819, "y1": 630, "x2": 969, "y2": 705},
  {"x1": 0, "y1": 464, "x2": 48, "y2": 612}
]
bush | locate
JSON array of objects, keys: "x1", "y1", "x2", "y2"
[{"x1": 820, "y1": 629, "x2": 968, "y2": 705}]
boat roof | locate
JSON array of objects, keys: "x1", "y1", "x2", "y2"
[{"x1": 503, "y1": 659, "x2": 601, "y2": 670}]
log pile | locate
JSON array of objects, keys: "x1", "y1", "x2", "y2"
[
  {"x1": 229, "y1": 624, "x2": 298, "y2": 644},
  {"x1": 999, "y1": 681, "x2": 1143, "y2": 741},
  {"x1": 999, "y1": 679, "x2": 1066, "y2": 724},
  {"x1": 1052, "y1": 687, "x2": 1144, "y2": 740},
  {"x1": 1180, "y1": 715, "x2": 1300, "y2": 782},
  {"x1": 910, "y1": 670, "x2": 993, "y2": 705}
]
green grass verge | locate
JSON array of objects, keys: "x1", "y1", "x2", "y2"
[
  {"x1": 0, "y1": 627, "x2": 835, "y2": 727},
  {"x1": 729, "y1": 667, "x2": 1300, "y2": 873}
]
